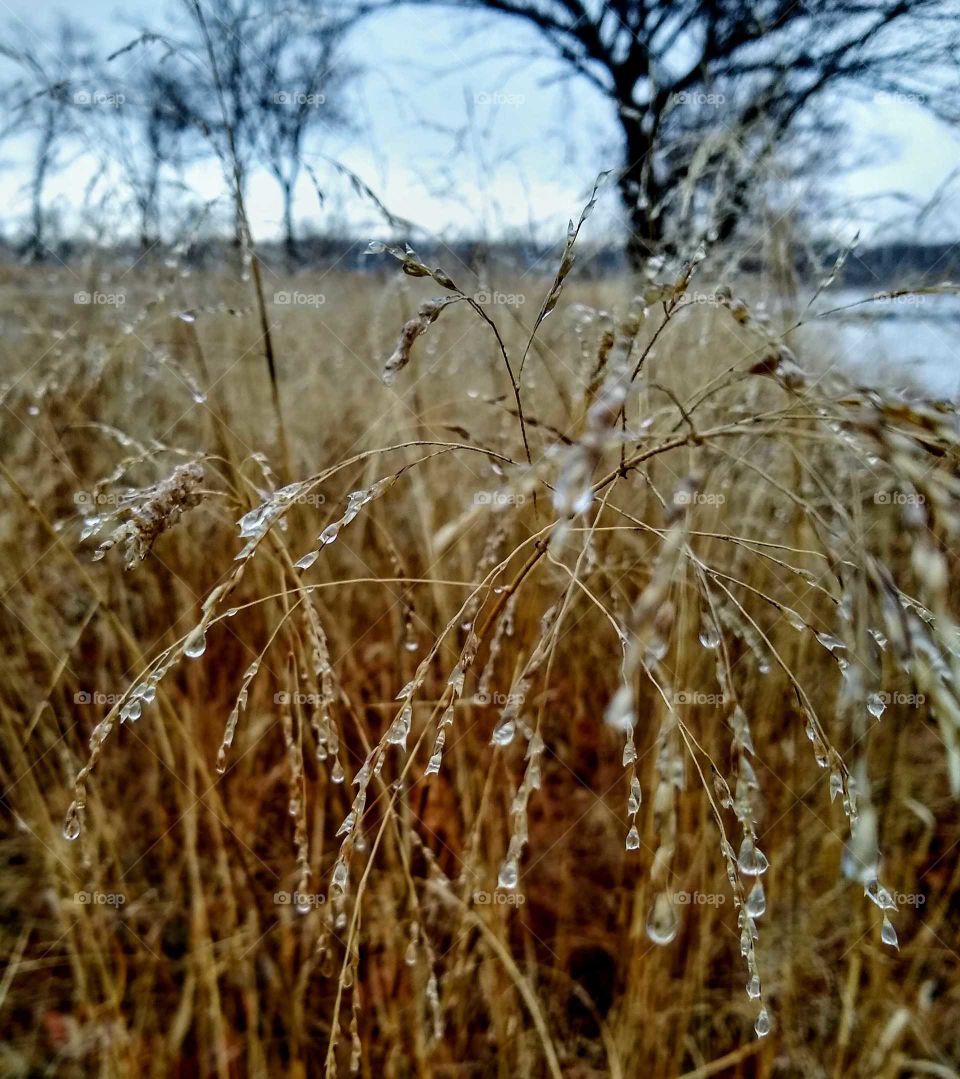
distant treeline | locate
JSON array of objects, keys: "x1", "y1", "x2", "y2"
[{"x1": 0, "y1": 234, "x2": 956, "y2": 287}]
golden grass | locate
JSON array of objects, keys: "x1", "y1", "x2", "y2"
[{"x1": 1, "y1": 249, "x2": 959, "y2": 1077}]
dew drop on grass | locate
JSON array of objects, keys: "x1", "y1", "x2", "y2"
[
  {"x1": 404, "y1": 939, "x2": 417, "y2": 966},
  {"x1": 605, "y1": 685, "x2": 634, "y2": 732},
  {"x1": 319, "y1": 521, "x2": 341, "y2": 545},
  {"x1": 120, "y1": 698, "x2": 142, "y2": 723},
  {"x1": 295, "y1": 550, "x2": 319, "y2": 570},
  {"x1": 783, "y1": 607, "x2": 806, "y2": 631},
  {"x1": 815, "y1": 631, "x2": 845, "y2": 652},
  {"x1": 497, "y1": 858, "x2": 519, "y2": 890},
  {"x1": 737, "y1": 836, "x2": 769, "y2": 876},
  {"x1": 447, "y1": 666, "x2": 465, "y2": 695},
  {"x1": 295, "y1": 894, "x2": 311, "y2": 915},
  {"x1": 387, "y1": 704, "x2": 412, "y2": 749},
  {"x1": 332, "y1": 859, "x2": 349, "y2": 893},
  {"x1": 867, "y1": 692, "x2": 886, "y2": 719},
  {"x1": 63, "y1": 803, "x2": 81, "y2": 842},
  {"x1": 881, "y1": 915, "x2": 899, "y2": 948},
  {"x1": 184, "y1": 629, "x2": 207, "y2": 659},
  {"x1": 746, "y1": 974, "x2": 762, "y2": 1000},
  {"x1": 625, "y1": 825, "x2": 640, "y2": 850},
  {"x1": 645, "y1": 892, "x2": 678, "y2": 945},
  {"x1": 829, "y1": 770, "x2": 843, "y2": 802},
  {"x1": 698, "y1": 625, "x2": 720, "y2": 649},
  {"x1": 622, "y1": 738, "x2": 637, "y2": 766},
  {"x1": 754, "y1": 1006, "x2": 771, "y2": 1038},
  {"x1": 490, "y1": 718, "x2": 516, "y2": 747},
  {"x1": 330, "y1": 759, "x2": 345, "y2": 784},
  {"x1": 746, "y1": 881, "x2": 766, "y2": 918}
]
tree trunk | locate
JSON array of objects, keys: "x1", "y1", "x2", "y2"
[
  {"x1": 617, "y1": 114, "x2": 666, "y2": 270},
  {"x1": 282, "y1": 180, "x2": 297, "y2": 264}
]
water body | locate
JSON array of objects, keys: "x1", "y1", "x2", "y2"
[{"x1": 791, "y1": 289, "x2": 960, "y2": 399}]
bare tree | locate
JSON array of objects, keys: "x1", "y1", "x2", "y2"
[
  {"x1": 135, "y1": 0, "x2": 351, "y2": 251},
  {"x1": 253, "y1": 10, "x2": 353, "y2": 260},
  {"x1": 0, "y1": 21, "x2": 95, "y2": 261},
  {"x1": 380, "y1": 0, "x2": 960, "y2": 264}
]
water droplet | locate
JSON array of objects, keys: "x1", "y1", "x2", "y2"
[
  {"x1": 783, "y1": 607, "x2": 806, "y2": 631},
  {"x1": 605, "y1": 685, "x2": 634, "y2": 732},
  {"x1": 120, "y1": 698, "x2": 142, "y2": 723},
  {"x1": 447, "y1": 666, "x2": 465, "y2": 695},
  {"x1": 490, "y1": 718, "x2": 516, "y2": 747},
  {"x1": 63, "y1": 803, "x2": 81, "y2": 842},
  {"x1": 737, "y1": 836, "x2": 769, "y2": 876},
  {"x1": 497, "y1": 857, "x2": 519, "y2": 890},
  {"x1": 625, "y1": 825, "x2": 640, "y2": 850},
  {"x1": 319, "y1": 521, "x2": 342, "y2": 545},
  {"x1": 866, "y1": 692, "x2": 886, "y2": 719},
  {"x1": 829, "y1": 770, "x2": 843, "y2": 802},
  {"x1": 754, "y1": 1006, "x2": 771, "y2": 1038},
  {"x1": 865, "y1": 880, "x2": 896, "y2": 910},
  {"x1": 403, "y1": 635, "x2": 418, "y2": 653},
  {"x1": 386, "y1": 705, "x2": 412, "y2": 749},
  {"x1": 331, "y1": 760, "x2": 345, "y2": 784},
  {"x1": 881, "y1": 915, "x2": 899, "y2": 948},
  {"x1": 296, "y1": 550, "x2": 319, "y2": 570},
  {"x1": 746, "y1": 881, "x2": 766, "y2": 918},
  {"x1": 296, "y1": 894, "x2": 311, "y2": 914},
  {"x1": 815, "y1": 631, "x2": 845, "y2": 652},
  {"x1": 645, "y1": 892, "x2": 678, "y2": 945},
  {"x1": 332, "y1": 859, "x2": 349, "y2": 893},
  {"x1": 405, "y1": 939, "x2": 418, "y2": 966},
  {"x1": 622, "y1": 738, "x2": 637, "y2": 766},
  {"x1": 698, "y1": 625, "x2": 720, "y2": 649},
  {"x1": 746, "y1": 974, "x2": 761, "y2": 1000},
  {"x1": 184, "y1": 629, "x2": 207, "y2": 659}
]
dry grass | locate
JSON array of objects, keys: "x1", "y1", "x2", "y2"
[{"x1": 1, "y1": 241, "x2": 959, "y2": 1078}]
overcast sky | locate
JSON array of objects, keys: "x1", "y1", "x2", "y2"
[{"x1": 1, "y1": 0, "x2": 958, "y2": 246}]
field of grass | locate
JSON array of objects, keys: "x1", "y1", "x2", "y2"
[{"x1": 1, "y1": 245, "x2": 959, "y2": 1077}]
